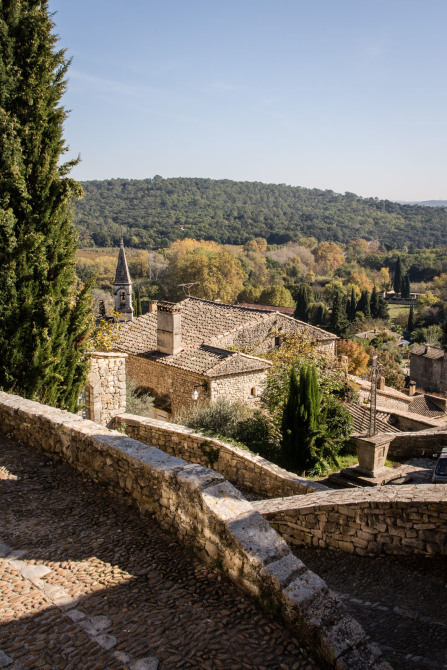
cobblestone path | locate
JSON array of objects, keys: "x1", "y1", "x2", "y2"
[
  {"x1": 294, "y1": 545, "x2": 447, "y2": 670},
  {"x1": 0, "y1": 434, "x2": 319, "y2": 670}
]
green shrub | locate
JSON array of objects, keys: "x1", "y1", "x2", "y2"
[{"x1": 126, "y1": 379, "x2": 154, "y2": 417}]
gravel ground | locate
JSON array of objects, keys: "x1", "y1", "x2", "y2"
[
  {"x1": 0, "y1": 434, "x2": 319, "y2": 670},
  {"x1": 294, "y1": 545, "x2": 447, "y2": 670}
]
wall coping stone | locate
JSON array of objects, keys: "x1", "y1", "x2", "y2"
[
  {"x1": 116, "y1": 413, "x2": 329, "y2": 496},
  {"x1": 88, "y1": 351, "x2": 128, "y2": 359}
]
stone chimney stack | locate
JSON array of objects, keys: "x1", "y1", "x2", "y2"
[
  {"x1": 157, "y1": 302, "x2": 182, "y2": 355},
  {"x1": 148, "y1": 300, "x2": 158, "y2": 313}
]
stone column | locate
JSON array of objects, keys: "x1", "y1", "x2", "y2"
[{"x1": 86, "y1": 352, "x2": 128, "y2": 427}]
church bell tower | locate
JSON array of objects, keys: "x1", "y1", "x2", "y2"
[{"x1": 113, "y1": 238, "x2": 133, "y2": 321}]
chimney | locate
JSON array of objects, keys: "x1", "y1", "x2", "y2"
[
  {"x1": 377, "y1": 376, "x2": 385, "y2": 391},
  {"x1": 425, "y1": 345, "x2": 430, "y2": 354},
  {"x1": 148, "y1": 300, "x2": 158, "y2": 313},
  {"x1": 408, "y1": 381, "x2": 416, "y2": 396},
  {"x1": 157, "y1": 302, "x2": 182, "y2": 355}
]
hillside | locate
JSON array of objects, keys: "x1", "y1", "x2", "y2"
[{"x1": 73, "y1": 177, "x2": 447, "y2": 249}]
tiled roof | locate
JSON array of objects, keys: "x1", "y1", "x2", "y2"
[
  {"x1": 115, "y1": 297, "x2": 337, "y2": 357},
  {"x1": 411, "y1": 345, "x2": 445, "y2": 360},
  {"x1": 114, "y1": 297, "x2": 335, "y2": 376},
  {"x1": 114, "y1": 240, "x2": 131, "y2": 284},
  {"x1": 407, "y1": 395, "x2": 445, "y2": 418},
  {"x1": 142, "y1": 345, "x2": 270, "y2": 376},
  {"x1": 237, "y1": 303, "x2": 296, "y2": 316},
  {"x1": 345, "y1": 402, "x2": 401, "y2": 434}
]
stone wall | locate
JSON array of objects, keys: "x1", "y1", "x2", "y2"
[
  {"x1": 210, "y1": 312, "x2": 336, "y2": 357},
  {"x1": 210, "y1": 369, "x2": 268, "y2": 403},
  {"x1": 387, "y1": 428, "x2": 447, "y2": 460},
  {"x1": 126, "y1": 354, "x2": 211, "y2": 415},
  {"x1": 86, "y1": 352, "x2": 127, "y2": 427},
  {"x1": 410, "y1": 352, "x2": 447, "y2": 393},
  {"x1": 115, "y1": 414, "x2": 328, "y2": 498},
  {"x1": 0, "y1": 392, "x2": 389, "y2": 670},
  {"x1": 254, "y1": 485, "x2": 447, "y2": 557}
]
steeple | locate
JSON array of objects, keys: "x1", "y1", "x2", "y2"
[{"x1": 113, "y1": 238, "x2": 133, "y2": 320}]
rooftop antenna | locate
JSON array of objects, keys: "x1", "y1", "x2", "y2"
[{"x1": 178, "y1": 282, "x2": 199, "y2": 297}]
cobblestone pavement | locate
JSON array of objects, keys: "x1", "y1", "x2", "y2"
[
  {"x1": 0, "y1": 434, "x2": 319, "y2": 670},
  {"x1": 294, "y1": 545, "x2": 447, "y2": 670}
]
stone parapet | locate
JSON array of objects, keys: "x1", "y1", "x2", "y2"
[
  {"x1": 87, "y1": 352, "x2": 127, "y2": 427},
  {"x1": 0, "y1": 391, "x2": 390, "y2": 670},
  {"x1": 115, "y1": 413, "x2": 328, "y2": 498},
  {"x1": 253, "y1": 485, "x2": 447, "y2": 557}
]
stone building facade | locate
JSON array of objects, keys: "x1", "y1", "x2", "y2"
[
  {"x1": 112, "y1": 297, "x2": 337, "y2": 419},
  {"x1": 410, "y1": 345, "x2": 447, "y2": 393}
]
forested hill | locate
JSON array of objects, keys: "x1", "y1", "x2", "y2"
[{"x1": 73, "y1": 177, "x2": 447, "y2": 249}]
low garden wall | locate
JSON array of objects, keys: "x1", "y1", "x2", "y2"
[
  {"x1": 115, "y1": 413, "x2": 328, "y2": 498},
  {"x1": 387, "y1": 428, "x2": 447, "y2": 460},
  {"x1": 253, "y1": 486, "x2": 447, "y2": 556},
  {"x1": 0, "y1": 392, "x2": 390, "y2": 670}
]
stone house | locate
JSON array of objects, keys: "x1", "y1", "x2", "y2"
[
  {"x1": 113, "y1": 297, "x2": 337, "y2": 419},
  {"x1": 108, "y1": 241, "x2": 337, "y2": 419},
  {"x1": 410, "y1": 345, "x2": 447, "y2": 393}
]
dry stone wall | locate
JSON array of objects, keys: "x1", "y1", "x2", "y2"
[
  {"x1": 126, "y1": 354, "x2": 211, "y2": 415},
  {"x1": 86, "y1": 353, "x2": 127, "y2": 427},
  {"x1": 254, "y1": 486, "x2": 447, "y2": 557},
  {"x1": 0, "y1": 392, "x2": 390, "y2": 670},
  {"x1": 115, "y1": 413, "x2": 328, "y2": 498},
  {"x1": 210, "y1": 369, "x2": 267, "y2": 403}
]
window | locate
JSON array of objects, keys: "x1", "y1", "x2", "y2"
[
  {"x1": 120, "y1": 291, "x2": 126, "y2": 305},
  {"x1": 250, "y1": 387, "x2": 257, "y2": 396}
]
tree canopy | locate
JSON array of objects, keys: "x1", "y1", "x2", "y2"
[
  {"x1": 0, "y1": 0, "x2": 92, "y2": 409},
  {"x1": 72, "y1": 177, "x2": 447, "y2": 250}
]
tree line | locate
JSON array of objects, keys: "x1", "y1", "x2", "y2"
[{"x1": 73, "y1": 177, "x2": 447, "y2": 250}]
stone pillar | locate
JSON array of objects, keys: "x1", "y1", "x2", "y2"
[
  {"x1": 85, "y1": 352, "x2": 127, "y2": 427},
  {"x1": 350, "y1": 434, "x2": 391, "y2": 478}
]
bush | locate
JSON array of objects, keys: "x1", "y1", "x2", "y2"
[
  {"x1": 126, "y1": 379, "x2": 154, "y2": 417},
  {"x1": 174, "y1": 398, "x2": 280, "y2": 458}
]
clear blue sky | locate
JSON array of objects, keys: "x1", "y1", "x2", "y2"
[{"x1": 50, "y1": 0, "x2": 447, "y2": 201}]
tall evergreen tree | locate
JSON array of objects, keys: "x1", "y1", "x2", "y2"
[
  {"x1": 0, "y1": 1, "x2": 92, "y2": 410},
  {"x1": 346, "y1": 287, "x2": 357, "y2": 322},
  {"x1": 329, "y1": 292, "x2": 348, "y2": 336},
  {"x1": 370, "y1": 286, "x2": 380, "y2": 319},
  {"x1": 294, "y1": 283, "x2": 313, "y2": 322},
  {"x1": 281, "y1": 365, "x2": 322, "y2": 475},
  {"x1": 393, "y1": 256, "x2": 402, "y2": 294},
  {"x1": 407, "y1": 305, "x2": 415, "y2": 332},
  {"x1": 377, "y1": 296, "x2": 389, "y2": 320},
  {"x1": 401, "y1": 274, "x2": 411, "y2": 299},
  {"x1": 356, "y1": 290, "x2": 371, "y2": 318}
]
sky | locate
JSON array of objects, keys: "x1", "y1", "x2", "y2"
[{"x1": 49, "y1": 0, "x2": 447, "y2": 201}]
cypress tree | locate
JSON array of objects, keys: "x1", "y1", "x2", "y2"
[
  {"x1": 377, "y1": 296, "x2": 389, "y2": 320},
  {"x1": 393, "y1": 256, "x2": 402, "y2": 294},
  {"x1": 356, "y1": 290, "x2": 371, "y2": 318},
  {"x1": 294, "y1": 283, "x2": 313, "y2": 322},
  {"x1": 401, "y1": 274, "x2": 411, "y2": 299},
  {"x1": 329, "y1": 292, "x2": 348, "y2": 336},
  {"x1": 281, "y1": 365, "x2": 322, "y2": 475},
  {"x1": 370, "y1": 286, "x2": 379, "y2": 319},
  {"x1": 347, "y1": 287, "x2": 357, "y2": 322},
  {"x1": 0, "y1": 1, "x2": 92, "y2": 410},
  {"x1": 407, "y1": 305, "x2": 415, "y2": 332}
]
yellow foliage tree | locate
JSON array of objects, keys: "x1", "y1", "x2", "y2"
[
  {"x1": 337, "y1": 339, "x2": 370, "y2": 376},
  {"x1": 167, "y1": 239, "x2": 246, "y2": 303},
  {"x1": 314, "y1": 242, "x2": 345, "y2": 273}
]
